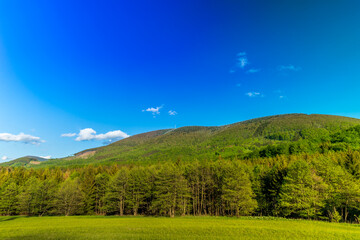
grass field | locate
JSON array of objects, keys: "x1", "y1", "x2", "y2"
[{"x1": 0, "y1": 216, "x2": 360, "y2": 240}]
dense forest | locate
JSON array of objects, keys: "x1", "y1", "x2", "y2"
[
  {"x1": 1, "y1": 150, "x2": 360, "y2": 222},
  {"x1": 2, "y1": 114, "x2": 360, "y2": 222}
]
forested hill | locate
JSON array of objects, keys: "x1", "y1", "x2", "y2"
[
  {"x1": 4, "y1": 113, "x2": 360, "y2": 168},
  {"x1": 4, "y1": 114, "x2": 360, "y2": 221}
]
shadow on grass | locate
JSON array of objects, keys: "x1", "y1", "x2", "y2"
[{"x1": 0, "y1": 217, "x2": 18, "y2": 222}]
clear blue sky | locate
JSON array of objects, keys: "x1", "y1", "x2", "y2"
[{"x1": 1, "y1": 0, "x2": 360, "y2": 161}]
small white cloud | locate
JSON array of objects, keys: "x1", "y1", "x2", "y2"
[
  {"x1": 1, "y1": 156, "x2": 8, "y2": 161},
  {"x1": 62, "y1": 128, "x2": 130, "y2": 142},
  {"x1": 0, "y1": 132, "x2": 44, "y2": 144},
  {"x1": 230, "y1": 52, "x2": 260, "y2": 73},
  {"x1": 142, "y1": 106, "x2": 162, "y2": 115},
  {"x1": 40, "y1": 156, "x2": 51, "y2": 159},
  {"x1": 74, "y1": 128, "x2": 130, "y2": 141},
  {"x1": 236, "y1": 52, "x2": 248, "y2": 69},
  {"x1": 168, "y1": 110, "x2": 177, "y2": 116},
  {"x1": 247, "y1": 68, "x2": 260, "y2": 74},
  {"x1": 61, "y1": 133, "x2": 76, "y2": 137},
  {"x1": 278, "y1": 65, "x2": 301, "y2": 72},
  {"x1": 245, "y1": 92, "x2": 261, "y2": 97}
]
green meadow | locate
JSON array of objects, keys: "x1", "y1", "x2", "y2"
[{"x1": 0, "y1": 216, "x2": 359, "y2": 240}]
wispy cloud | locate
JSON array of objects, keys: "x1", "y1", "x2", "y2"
[
  {"x1": 61, "y1": 133, "x2": 76, "y2": 137},
  {"x1": 236, "y1": 52, "x2": 248, "y2": 68},
  {"x1": 168, "y1": 110, "x2": 177, "y2": 116},
  {"x1": 0, "y1": 132, "x2": 44, "y2": 144},
  {"x1": 278, "y1": 65, "x2": 302, "y2": 72},
  {"x1": 142, "y1": 106, "x2": 163, "y2": 115},
  {"x1": 40, "y1": 156, "x2": 51, "y2": 159},
  {"x1": 230, "y1": 52, "x2": 251, "y2": 73},
  {"x1": 61, "y1": 128, "x2": 130, "y2": 142},
  {"x1": 245, "y1": 92, "x2": 262, "y2": 97},
  {"x1": 247, "y1": 68, "x2": 260, "y2": 74},
  {"x1": 1, "y1": 156, "x2": 8, "y2": 161}
]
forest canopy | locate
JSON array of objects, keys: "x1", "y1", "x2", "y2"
[{"x1": 1, "y1": 150, "x2": 360, "y2": 222}]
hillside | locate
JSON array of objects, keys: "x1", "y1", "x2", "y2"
[
  {"x1": 3, "y1": 114, "x2": 360, "y2": 222},
  {"x1": 4, "y1": 113, "x2": 360, "y2": 168},
  {"x1": 1, "y1": 156, "x2": 49, "y2": 167}
]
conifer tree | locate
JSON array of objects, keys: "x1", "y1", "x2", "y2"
[
  {"x1": 152, "y1": 164, "x2": 189, "y2": 217},
  {"x1": 105, "y1": 168, "x2": 129, "y2": 216},
  {"x1": 0, "y1": 179, "x2": 19, "y2": 215},
  {"x1": 222, "y1": 163, "x2": 257, "y2": 217},
  {"x1": 279, "y1": 160, "x2": 323, "y2": 218}
]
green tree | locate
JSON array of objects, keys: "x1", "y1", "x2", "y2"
[
  {"x1": 152, "y1": 164, "x2": 189, "y2": 217},
  {"x1": 95, "y1": 173, "x2": 110, "y2": 215},
  {"x1": 35, "y1": 179, "x2": 58, "y2": 216},
  {"x1": 260, "y1": 161, "x2": 287, "y2": 216},
  {"x1": 222, "y1": 163, "x2": 257, "y2": 217},
  {"x1": 330, "y1": 176, "x2": 360, "y2": 222},
  {"x1": 343, "y1": 150, "x2": 360, "y2": 178},
  {"x1": 0, "y1": 179, "x2": 19, "y2": 215},
  {"x1": 126, "y1": 167, "x2": 150, "y2": 216},
  {"x1": 105, "y1": 168, "x2": 129, "y2": 216},
  {"x1": 18, "y1": 177, "x2": 41, "y2": 215},
  {"x1": 279, "y1": 160, "x2": 324, "y2": 218},
  {"x1": 56, "y1": 178, "x2": 84, "y2": 216},
  {"x1": 80, "y1": 166, "x2": 96, "y2": 214}
]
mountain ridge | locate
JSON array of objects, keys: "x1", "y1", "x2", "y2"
[{"x1": 4, "y1": 113, "x2": 360, "y2": 168}]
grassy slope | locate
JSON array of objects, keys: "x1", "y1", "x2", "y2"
[
  {"x1": 0, "y1": 216, "x2": 359, "y2": 240},
  {"x1": 1, "y1": 156, "x2": 48, "y2": 167},
  {"x1": 5, "y1": 113, "x2": 360, "y2": 168}
]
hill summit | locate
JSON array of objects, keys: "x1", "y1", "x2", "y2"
[{"x1": 4, "y1": 113, "x2": 360, "y2": 168}]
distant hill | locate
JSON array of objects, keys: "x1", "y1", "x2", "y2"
[
  {"x1": 24, "y1": 113, "x2": 360, "y2": 167},
  {"x1": 1, "y1": 156, "x2": 50, "y2": 167},
  {"x1": 4, "y1": 113, "x2": 360, "y2": 168}
]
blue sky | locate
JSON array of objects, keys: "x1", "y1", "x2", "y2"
[{"x1": 1, "y1": 0, "x2": 360, "y2": 161}]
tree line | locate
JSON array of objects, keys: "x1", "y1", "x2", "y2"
[{"x1": 1, "y1": 150, "x2": 360, "y2": 222}]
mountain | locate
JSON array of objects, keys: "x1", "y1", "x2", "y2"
[
  {"x1": 1, "y1": 156, "x2": 50, "y2": 167},
  {"x1": 4, "y1": 113, "x2": 360, "y2": 168}
]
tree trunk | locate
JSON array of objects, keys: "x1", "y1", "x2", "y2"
[{"x1": 119, "y1": 199, "x2": 124, "y2": 216}]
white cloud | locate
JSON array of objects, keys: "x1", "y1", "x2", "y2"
[
  {"x1": 142, "y1": 106, "x2": 162, "y2": 115},
  {"x1": 245, "y1": 92, "x2": 261, "y2": 97},
  {"x1": 1, "y1": 156, "x2": 8, "y2": 161},
  {"x1": 230, "y1": 52, "x2": 260, "y2": 74},
  {"x1": 0, "y1": 132, "x2": 44, "y2": 144},
  {"x1": 61, "y1": 128, "x2": 130, "y2": 142},
  {"x1": 168, "y1": 110, "x2": 177, "y2": 116},
  {"x1": 236, "y1": 52, "x2": 248, "y2": 69},
  {"x1": 247, "y1": 68, "x2": 260, "y2": 73},
  {"x1": 40, "y1": 156, "x2": 51, "y2": 159},
  {"x1": 61, "y1": 133, "x2": 76, "y2": 137},
  {"x1": 278, "y1": 65, "x2": 302, "y2": 71}
]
